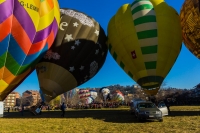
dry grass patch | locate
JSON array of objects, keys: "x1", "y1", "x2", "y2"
[{"x1": 0, "y1": 106, "x2": 200, "y2": 133}]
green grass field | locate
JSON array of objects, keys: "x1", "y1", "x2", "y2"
[{"x1": 0, "y1": 106, "x2": 200, "y2": 133}]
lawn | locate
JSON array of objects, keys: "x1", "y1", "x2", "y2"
[{"x1": 0, "y1": 106, "x2": 200, "y2": 133}]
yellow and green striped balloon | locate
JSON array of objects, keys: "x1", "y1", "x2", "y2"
[{"x1": 107, "y1": 0, "x2": 182, "y2": 95}]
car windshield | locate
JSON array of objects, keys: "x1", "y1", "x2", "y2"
[
  {"x1": 158, "y1": 101, "x2": 166, "y2": 107},
  {"x1": 138, "y1": 103, "x2": 156, "y2": 108}
]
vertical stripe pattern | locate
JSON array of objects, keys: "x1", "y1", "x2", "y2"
[{"x1": 131, "y1": 0, "x2": 158, "y2": 71}]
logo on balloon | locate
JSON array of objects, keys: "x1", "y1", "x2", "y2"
[
  {"x1": 36, "y1": 66, "x2": 47, "y2": 73},
  {"x1": 19, "y1": 1, "x2": 39, "y2": 12},
  {"x1": 131, "y1": 50, "x2": 137, "y2": 59},
  {"x1": 44, "y1": 50, "x2": 60, "y2": 60},
  {"x1": 60, "y1": 9, "x2": 94, "y2": 27}
]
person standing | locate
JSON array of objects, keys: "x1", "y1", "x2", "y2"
[
  {"x1": 47, "y1": 105, "x2": 50, "y2": 111},
  {"x1": 164, "y1": 99, "x2": 171, "y2": 114},
  {"x1": 61, "y1": 102, "x2": 66, "y2": 117},
  {"x1": 21, "y1": 105, "x2": 24, "y2": 116},
  {"x1": 166, "y1": 103, "x2": 171, "y2": 114}
]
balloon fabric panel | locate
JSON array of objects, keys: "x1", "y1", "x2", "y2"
[
  {"x1": 85, "y1": 97, "x2": 94, "y2": 104},
  {"x1": 90, "y1": 90, "x2": 97, "y2": 99},
  {"x1": 112, "y1": 90, "x2": 124, "y2": 102},
  {"x1": 78, "y1": 89, "x2": 91, "y2": 99},
  {"x1": 0, "y1": 0, "x2": 60, "y2": 101},
  {"x1": 38, "y1": 63, "x2": 77, "y2": 102},
  {"x1": 154, "y1": 3, "x2": 182, "y2": 78}
]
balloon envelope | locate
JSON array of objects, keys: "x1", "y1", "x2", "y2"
[
  {"x1": 90, "y1": 90, "x2": 97, "y2": 99},
  {"x1": 78, "y1": 89, "x2": 91, "y2": 99},
  {"x1": 180, "y1": 0, "x2": 200, "y2": 59},
  {"x1": 99, "y1": 87, "x2": 111, "y2": 101},
  {"x1": 37, "y1": 8, "x2": 108, "y2": 102},
  {"x1": 78, "y1": 89, "x2": 97, "y2": 104},
  {"x1": 0, "y1": 0, "x2": 60, "y2": 101},
  {"x1": 107, "y1": 0, "x2": 182, "y2": 95},
  {"x1": 85, "y1": 97, "x2": 94, "y2": 104},
  {"x1": 112, "y1": 90, "x2": 124, "y2": 102}
]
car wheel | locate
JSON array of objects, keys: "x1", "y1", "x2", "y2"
[
  {"x1": 131, "y1": 111, "x2": 134, "y2": 115},
  {"x1": 134, "y1": 113, "x2": 137, "y2": 118},
  {"x1": 159, "y1": 119, "x2": 163, "y2": 122},
  {"x1": 137, "y1": 115, "x2": 142, "y2": 121}
]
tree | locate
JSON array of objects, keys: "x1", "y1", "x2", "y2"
[
  {"x1": 67, "y1": 93, "x2": 80, "y2": 105},
  {"x1": 49, "y1": 96, "x2": 61, "y2": 106}
]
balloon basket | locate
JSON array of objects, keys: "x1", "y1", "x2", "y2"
[{"x1": 30, "y1": 103, "x2": 42, "y2": 116}]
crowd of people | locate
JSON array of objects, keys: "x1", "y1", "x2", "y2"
[{"x1": 4, "y1": 96, "x2": 200, "y2": 118}]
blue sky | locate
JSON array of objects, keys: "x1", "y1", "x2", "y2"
[{"x1": 15, "y1": 0, "x2": 200, "y2": 94}]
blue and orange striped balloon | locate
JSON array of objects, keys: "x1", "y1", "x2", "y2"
[{"x1": 0, "y1": 0, "x2": 60, "y2": 101}]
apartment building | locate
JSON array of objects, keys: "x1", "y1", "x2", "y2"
[
  {"x1": 22, "y1": 90, "x2": 41, "y2": 106},
  {"x1": 4, "y1": 92, "x2": 20, "y2": 107}
]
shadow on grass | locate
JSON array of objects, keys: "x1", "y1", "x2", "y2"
[
  {"x1": 2, "y1": 109, "x2": 139, "y2": 123},
  {"x1": 2, "y1": 109, "x2": 200, "y2": 123},
  {"x1": 168, "y1": 111, "x2": 200, "y2": 116}
]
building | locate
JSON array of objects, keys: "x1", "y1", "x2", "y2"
[
  {"x1": 4, "y1": 92, "x2": 20, "y2": 107},
  {"x1": 22, "y1": 90, "x2": 41, "y2": 106}
]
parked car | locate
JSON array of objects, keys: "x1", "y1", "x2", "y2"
[
  {"x1": 157, "y1": 101, "x2": 169, "y2": 116},
  {"x1": 134, "y1": 101, "x2": 168, "y2": 122},
  {"x1": 130, "y1": 98, "x2": 144, "y2": 114}
]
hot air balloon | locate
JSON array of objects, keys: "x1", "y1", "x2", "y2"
[
  {"x1": 0, "y1": 0, "x2": 60, "y2": 101},
  {"x1": 180, "y1": 0, "x2": 200, "y2": 59},
  {"x1": 112, "y1": 90, "x2": 124, "y2": 102},
  {"x1": 85, "y1": 89, "x2": 98, "y2": 104},
  {"x1": 89, "y1": 89, "x2": 98, "y2": 100},
  {"x1": 78, "y1": 89, "x2": 94, "y2": 104},
  {"x1": 99, "y1": 87, "x2": 111, "y2": 102},
  {"x1": 78, "y1": 89, "x2": 91, "y2": 99},
  {"x1": 85, "y1": 97, "x2": 94, "y2": 104},
  {"x1": 107, "y1": 0, "x2": 182, "y2": 96},
  {"x1": 36, "y1": 8, "x2": 108, "y2": 102}
]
